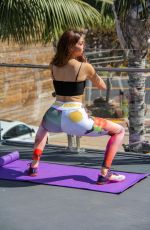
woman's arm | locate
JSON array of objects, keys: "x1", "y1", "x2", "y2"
[{"x1": 85, "y1": 63, "x2": 106, "y2": 90}]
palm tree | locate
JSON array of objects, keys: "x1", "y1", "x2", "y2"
[
  {"x1": 0, "y1": 0, "x2": 105, "y2": 44},
  {"x1": 85, "y1": 0, "x2": 150, "y2": 152}
]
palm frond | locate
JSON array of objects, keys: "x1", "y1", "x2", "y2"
[
  {"x1": 42, "y1": 0, "x2": 102, "y2": 42},
  {"x1": 0, "y1": 0, "x2": 102, "y2": 44}
]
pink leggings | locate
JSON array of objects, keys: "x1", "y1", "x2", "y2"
[{"x1": 33, "y1": 117, "x2": 125, "y2": 169}]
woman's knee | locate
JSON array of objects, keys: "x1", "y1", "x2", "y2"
[
  {"x1": 115, "y1": 126, "x2": 125, "y2": 139},
  {"x1": 119, "y1": 125, "x2": 125, "y2": 134},
  {"x1": 35, "y1": 134, "x2": 42, "y2": 143},
  {"x1": 108, "y1": 125, "x2": 125, "y2": 136},
  {"x1": 35, "y1": 125, "x2": 48, "y2": 140}
]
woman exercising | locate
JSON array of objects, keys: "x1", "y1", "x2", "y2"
[{"x1": 27, "y1": 30, "x2": 125, "y2": 184}]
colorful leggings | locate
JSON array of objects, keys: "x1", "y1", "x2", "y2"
[{"x1": 33, "y1": 101, "x2": 125, "y2": 169}]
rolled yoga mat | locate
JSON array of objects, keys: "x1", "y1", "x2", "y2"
[{"x1": 0, "y1": 151, "x2": 20, "y2": 166}]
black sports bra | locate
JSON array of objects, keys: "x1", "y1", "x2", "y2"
[{"x1": 52, "y1": 63, "x2": 86, "y2": 96}]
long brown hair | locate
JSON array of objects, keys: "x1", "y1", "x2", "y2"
[{"x1": 51, "y1": 30, "x2": 86, "y2": 67}]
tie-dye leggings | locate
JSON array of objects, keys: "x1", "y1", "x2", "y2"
[{"x1": 33, "y1": 101, "x2": 125, "y2": 169}]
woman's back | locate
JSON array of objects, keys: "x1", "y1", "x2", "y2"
[
  {"x1": 50, "y1": 59, "x2": 106, "y2": 103},
  {"x1": 51, "y1": 59, "x2": 86, "y2": 82},
  {"x1": 50, "y1": 59, "x2": 87, "y2": 102}
]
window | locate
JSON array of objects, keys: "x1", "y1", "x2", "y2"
[{"x1": 3, "y1": 124, "x2": 33, "y2": 139}]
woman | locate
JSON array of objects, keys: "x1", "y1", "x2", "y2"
[{"x1": 27, "y1": 30, "x2": 125, "y2": 185}]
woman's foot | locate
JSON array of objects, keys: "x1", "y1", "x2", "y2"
[
  {"x1": 27, "y1": 163, "x2": 38, "y2": 177},
  {"x1": 96, "y1": 170, "x2": 126, "y2": 185}
]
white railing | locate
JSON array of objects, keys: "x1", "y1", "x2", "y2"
[{"x1": 0, "y1": 63, "x2": 150, "y2": 72}]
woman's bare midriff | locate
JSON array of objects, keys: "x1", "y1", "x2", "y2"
[{"x1": 56, "y1": 94, "x2": 83, "y2": 103}]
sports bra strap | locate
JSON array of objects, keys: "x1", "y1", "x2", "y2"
[{"x1": 75, "y1": 62, "x2": 83, "y2": 81}]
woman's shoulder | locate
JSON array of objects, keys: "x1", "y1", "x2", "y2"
[
  {"x1": 83, "y1": 62, "x2": 95, "y2": 74},
  {"x1": 70, "y1": 60, "x2": 95, "y2": 76},
  {"x1": 69, "y1": 59, "x2": 93, "y2": 68},
  {"x1": 68, "y1": 59, "x2": 80, "y2": 65},
  {"x1": 83, "y1": 62, "x2": 93, "y2": 68}
]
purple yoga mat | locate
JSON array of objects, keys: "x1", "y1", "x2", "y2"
[
  {"x1": 0, "y1": 151, "x2": 19, "y2": 166},
  {"x1": 0, "y1": 153, "x2": 149, "y2": 194}
]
